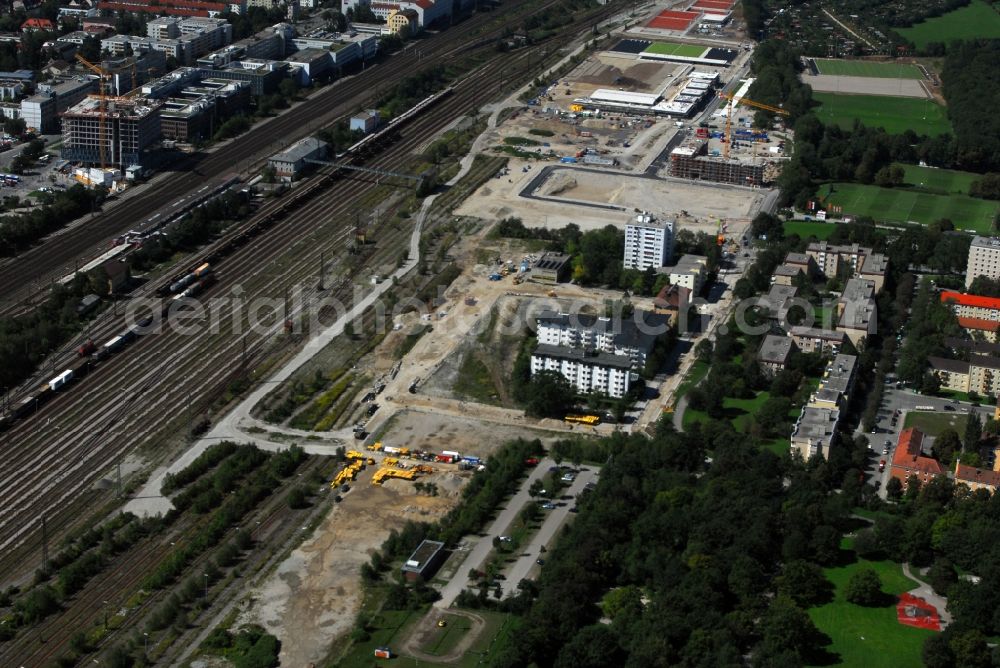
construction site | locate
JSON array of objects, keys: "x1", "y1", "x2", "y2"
[{"x1": 60, "y1": 96, "x2": 163, "y2": 169}]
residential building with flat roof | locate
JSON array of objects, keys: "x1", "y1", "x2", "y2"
[
  {"x1": 791, "y1": 406, "x2": 840, "y2": 461},
  {"x1": 530, "y1": 344, "x2": 633, "y2": 398},
  {"x1": 624, "y1": 212, "x2": 675, "y2": 271},
  {"x1": 21, "y1": 76, "x2": 97, "y2": 133},
  {"x1": 758, "y1": 334, "x2": 795, "y2": 376},
  {"x1": 661, "y1": 253, "x2": 707, "y2": 294},
  {"x1": 772, "y1": 263, "x2": 803, "y2": 286},
  {"x1": 955, "y1": 462, "x2": 1000, "y2": 494},
  {"x1": 535, "y1": 309, "x2": 670, "y2": 370},
  {"x1": 789, "y1": 326, "x2": 845, "y2": 354},
  {"x1": 928, "y1": 354, "x2": 1000, "y2": 396},
  {"x1": 966, "y1": 236, "x2": 1000, "y2": 287},
  {"x1": 837, "y1": 278, "x2": 876, "y2": 346}
]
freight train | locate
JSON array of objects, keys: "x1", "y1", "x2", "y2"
[{"x1": 0, "y1": 263, "x2": 215, "y2": 432}]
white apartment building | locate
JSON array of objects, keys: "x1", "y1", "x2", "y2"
[
  {"x1": 530, "y1": 345, "x2": 632, "y2": 398},
  {"x1": 663, "y1": 253, "x2": 707, "y2": 294},
  {"x1": 966, "y1": 236, "x2": 1000, "y2": 287},
  {"x1": 535, "y1": 309, "x2": 669, "y2": 370},
  {"x1": 623, "y1": 212, "x2": 675, "y2": 271}
]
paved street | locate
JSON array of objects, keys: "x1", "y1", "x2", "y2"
[
  {"x1": 435, "y1": 458, "x2": 597, "y2": 606},
  {"x1": 497, "y1": 468, "x2": 597, "y2": 596}
]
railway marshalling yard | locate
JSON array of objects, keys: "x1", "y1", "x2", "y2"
[{"x1": 0, "y1": 4, "x2": 769, "y2": 665}]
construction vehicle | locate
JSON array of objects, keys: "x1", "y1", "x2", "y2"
[
  {"x1": 383, "y1": 457, "x2": 399, "y2": 467},
  {"x1": 366, "y1": 442, "x2": 383, "y2": 452},
  {"x1": 716, "y1": 92, "x2": 790, "y2": 159},
  {"x1": 372, "y1": 467, "x2": 417, "y2": 484},
  {"x1": 345, "y1": 450, "x2": 365, "y2": 460},
  {"x1": 547, "y1": 290, "x2": 557, "y2": 297}
]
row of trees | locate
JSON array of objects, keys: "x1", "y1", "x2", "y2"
[{"x1": 0, "y1": 183, "x2": 104, "y2": 254}]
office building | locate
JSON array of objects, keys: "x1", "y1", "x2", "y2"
[
  {"x1": 60, "y1": 96, "x2": 163, "y2": 168},
  {"x1": 21, "y1": 77, "x2": 97, "y2": 133},
  {"x1": 624, "y1": 212, "x2": 674, "y2": 271}
]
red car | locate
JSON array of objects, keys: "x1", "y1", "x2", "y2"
[{"x1": 878, "y1": 460, "x2": 886, "y2": 472}]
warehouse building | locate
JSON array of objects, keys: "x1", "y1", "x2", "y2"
[
  {"x1": 60, "y1": 96, "x2": 163, "y2": 168},
  {"x1": 401, "y1": 539, "x2": 446, "y2": 582}
]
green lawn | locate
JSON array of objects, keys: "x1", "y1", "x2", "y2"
[
  {"x1": 897, "y1": 0, "x2": 1000, "y2": 49},
  {"x1": 809, "y1": 542, "x2": 934, "y2": 668},
  {"x1": 900, "y1": 163, "x2": 980, "y2": 195},
  {"x1": 813, "y1": 304, "x2": 836, "y2": 330},
  {"x1": 817, "y1": 182, "x2": 999, "y2": 232},
  {"x1": 815, "y1": 59, "x2": 923, "y2": 79},
  {"x1": 902, "y1": 410, "x2": 969, "y2": 437},
  {"x1": 673, "y1": 359, "x2": 709, "y2": 407},
  {"x1": 336, "y1": 608, "x2": 421, "y2": 668},
  {"x1": 784, "y1": 220, "x2": 840, "y2": 240},
  {"x1": 813, "y1": 92, "x2": 951, "y2": 137},
  {"x1": 643, "y1": 41, "x2": 707, "y2": 57},
  {"x1": 683, "y1": 390, "x2": 774, "y2": 431}
]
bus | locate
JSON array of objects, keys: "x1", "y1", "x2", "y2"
[{"x1": 564, "y1": 414, "x2": 601, "y2": 426}]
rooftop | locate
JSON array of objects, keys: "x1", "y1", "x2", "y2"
[
  {"x1": 891, "y1": 428, "x2": 944, "y2": 476},
  {"x1": 945, "y1": 337, "x2": 1000, "y2": 356},
  {"x1": 628, "y1": 211, "x2": 674, "y2": 230},
  {"x1": 773, "y1": 264, "x2": 802, "y2": 278},
  {"x1": 928, "y1": 356, "x2": 970, "y2": 375},
  {"x1": 957, "y1": 316, "x2": 1000, "y2": 333},
  {"x1": 859, "y1": 252, "x2": 888, "y2": 276},
  {"x1": 841, "y1": 277, "x2": 875, "y2": 303},
  {"x1": 790, "y1": 326, "x2": 845, "y2": 343},
  {"x1": 533, "y1": 252, "x2": 571, "y2": 271},
  {"x1": 758, "y1": 334, "x2": 794, "y2": 364},
  {"x1": 63, "y1": 95, "x2": 161, "y2": 119},
  {"x1": 819, "y1": 353, "x2": 857, "y2": 396},
  {"x1": 785, "y1": 252, "x2": 811, "y2": 265},
  {"x1": 940, "y1": 290, "x2": 1000, "y2": 311},
  {"x1": 668, "y1": 253, "x2": 708, "y2": 274},
  {"x1": 535, "y1": 309, "x2": 671, "y2": 354},
  {"x1": 533, "y1": 343, "x2": 634, "y2": 370},
  {"x1": 791, "y1": 406, "x2": 840, "y2": 447},
  {"x1": 838, "y1": 297, "x2": 876, "y2": 330},
  {"x1": 971, "y1": 235, "x2": 1000, "y2": 249},
  {"x1": 401, "y1": 539, "x2": 445, "y2": 572},
  {"x1": 271, "y1": 136, "x2": 328, "y2": 163},
  {"x1": 955, "y1": 462, "x2": 1000, "y2": 490}
]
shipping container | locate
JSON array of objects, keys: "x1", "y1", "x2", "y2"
[
  {"x1": 435, "y1": 454, "x2": 455, "y2": 464},
  {"x1": 49, "y1": 369, "x2": 74, "y2": 391}
]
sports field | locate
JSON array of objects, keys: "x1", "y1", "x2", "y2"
[
  {"x1": 784, "y1": 220, "x2": 839, "y2": 240},
  {"x1": 643, "y1": 42, "x2": 707, "y2": 58},
  {"x1": 813, "y1": 92, "x2": 951, "y2": 136},
  {"x1": 900, "y1": 164, "x2": 979, "y2": 195},
  {"x1": 815, "y1": 59, "x2": 923, "y2": 79},
  {"x1": 818, "y1": 183, "x2": 999, "y2": 232},
  {"x1": 897, "y1": 0, "x2": 1000, "y2": 49}
]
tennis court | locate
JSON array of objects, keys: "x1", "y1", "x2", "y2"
[
  {"x1": 647, "y1": 9, "x2": 699, "y2": 31},
  {"x1": 815, "y1": 59, "x2": 924, "y2": 79},
  {"x1": 643, "y1": 42, "x2": 707, "y2": 58}
]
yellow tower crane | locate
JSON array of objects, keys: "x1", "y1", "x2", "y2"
[
  {"x1": 717, "y1": 92, "x2": 791, "y2": 159},
  {"x1": 75, "y1": 54, "x2": 111, "y2": 169}
]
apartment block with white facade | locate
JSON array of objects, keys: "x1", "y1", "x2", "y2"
[
  {"x1": 534, "y1": 309, "x2": 669, "y2": 370},
  {"x1": 623, "y1": 212, "x2": 675, "y2": 271},
  {"x1": 966, "y1": 236, "x2": 1000, "y2": 287},
  {"x1": 530, "y1": 345, "x2": 633, "y2": 398}
]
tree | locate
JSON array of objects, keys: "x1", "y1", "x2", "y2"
[
  {"x1": 755, "y1": 396, "x2": 792, "y2": 436},
  {"x1": 522, "y1": 370, "x2": 574, "y2": 418},
  {"x1": 774, "y1": 560, "x2": 832, "y2": 607},
  {"x1": 886, "y1": 476, "x2": 903, "y2": 502},
  {"x1": 554, "y1": 625, "x2": 624, "y2": 668},
  {"x1": 932, "y1": 429, "x2": 962, "y2": 466},
  {"x1": 844, "y1": 567, "x2": 883, "y2": 606},
  {"x1": 600, "y1": 585, "x2": 643, "y2": 621},
  {"x1": 964, "y1": 412, "x2": 982, "y2": 450},
  {"x1": 927, "y1": 557, "x2": 957, "y2": 596},
  {"x1": 922, "y1": 634, "x2": 955, "y2": 668},
  {"x1": 874, "y1": 164, "x2": 905, "y2": 187},
  {"x1": 949, "y1": 630, "x2": 992, "y2": 668},
  {"x1": 694, "y1": 339, "x2": 713, "y2": 362}
]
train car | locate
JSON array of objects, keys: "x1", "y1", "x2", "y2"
[
  {"x1": 68, "y1": 356, "x2": 92, "y2": 381},
  {"x1": 48, "y1": 369, "x2": 74, "y2": 391},
  {"x1": 77, "y1": 340, "x2": 96, "y2": 357},
  {"x1": 194, "y1": 262, "x2": 211, "y2": 277},
  {"x1": 98, "y1": 334, "x2": 125, "y2": 360}
]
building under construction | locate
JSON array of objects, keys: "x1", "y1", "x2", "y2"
[
  {"x1": 61, "y1": 96, "x2": 163, "y2": 168},
  {"x1": 668, "y1": 141, "x2": 772, "y2": 186}
]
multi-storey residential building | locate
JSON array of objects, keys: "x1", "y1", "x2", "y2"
[
  {"x1": 889, "y1": 428, "x2": 945, "y2": 491},
  {"x1": 792, "y1": 353, "x2": 857, "y2": 460},
  {"x1": 929, "y1": 355, "x2": 1000, "y2": 396},
  {"x1": 966, "y1": 236, "x2": 1000, "y2": 287},
  {"x1": 21, "y1": 77, "x2": 97, "y2": 133},
  {"x1": 624, "y1": 212, "x2": 675, "y2": 271},
  {"x1": 940, "y1": 291, "x2": 1000, "y2": 322},
  {"x1": 534, "y1": 309, "x2": 669, "y2": 370},
  {"x1": 341, "y1": 0, "x2": 458, "y2": 28},
  {"x1": 661, "y1": 253, "x2": 707, "y2": 294},
  {"x1": 758, "y1": 334, "x2": 795, "y2": 376},
  {"x1": 837, "y1": 278, "x2": 877, "y2": 346},
  {"x1": 530, "y1": 345, "x2": 633, "y2": 398},
  {"x1": 788, "y1": 326, "x2": 845, "y2": 354},
  {"x1": 955, "y1": 462, "x2": 1000, "y2": 494}
]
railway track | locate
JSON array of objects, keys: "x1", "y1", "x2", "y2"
[
  {"x1": 0, "y1": 0, "x2": 570, "y2": 315},
  {"x1": 0, "y1": 0, "x2": 620, "y2": 594},
  {"x1": 3, "y1": 457, "x2": 328, "y2": 667}
]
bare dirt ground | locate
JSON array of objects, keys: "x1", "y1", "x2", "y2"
[
  {"x1": 568, "y1": 54, "x2": 680, "y2": 92},
  {"x1": 456, "y1": 162, "x2": 762, "y2": 231},
  {"x1": 237, "y1": 469, "x2": 464, "y2": 668},
  {"x1": 803, "y1": 73, "x2": 930, "y2": 98}
]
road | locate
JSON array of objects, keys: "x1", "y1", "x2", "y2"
[
  {"x1": 498, "y1": 467, "x2": 597, "y2": 596},
  {"x1": 435, "y1": 457, "x2": 587, "y2": 607}
]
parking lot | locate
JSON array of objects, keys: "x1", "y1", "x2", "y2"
[{"x1": 862, "y1": 384, "x2": 996, "y2": 495}]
